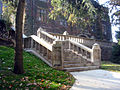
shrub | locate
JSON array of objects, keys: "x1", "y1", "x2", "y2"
[{"x1": 111, "y1": 44, "x2": 120, "y2": 64}]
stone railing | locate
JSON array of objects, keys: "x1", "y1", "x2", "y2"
[
  {"x1": 24, "y1": 35, "x2": 64, "y2": 69},
  {"x1": 37, "y1": 29, "x2": 56, "y2": 44},
  {"x1": 24, "y1": 35, "x2": 53, "y2": 67},
  {"x1": 61, "y1": 40, "x2": 101, "y2": 67},
  {"x1": 24, "y1": 30, "x2": 101, "y2": 70},
  {"x1": 49, "y1": 33, "x2": 113, "y2": 48}
]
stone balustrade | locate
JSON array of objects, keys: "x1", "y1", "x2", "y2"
[
  {"x1": 24, "y1": 35, "x2": 64, "y2": 69},
  {"x1": 37, "y1": 29, "x2": 56, "y2": 44},
  {"x1": 49, "y1": 32, "x2": 113, "y2": 61},
  {"x1": 61, "y1": 40, "x2": 101, "y2": 67},
  {"x1": 49, "y1": 33, "x2": 113, "y2": 48},
  {"x1": 24, "y1": 30, "x2": 101, "y2": 71},
  {"x1": 69, "y1": 40, "x2": 92, "y2": 61},
  {"x1": 24, "y1": 35, "x2": 53, "y2": 66}
]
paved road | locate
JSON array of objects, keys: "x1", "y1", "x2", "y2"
[{"x1": 70, "y1": 69, "x2": 120, "y2": 90}]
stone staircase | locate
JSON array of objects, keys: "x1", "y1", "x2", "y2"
[
  {"x1": 24, "y1": 28, "x2": 101, "y2": 71},
  {"x1": 62, "y1": 46, "x2": 100, "y2": 71}
]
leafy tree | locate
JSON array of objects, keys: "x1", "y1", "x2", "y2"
[
  {"x1": 110, "y1": 0, "x2": 120, "y2": 26},
  {"x1": 49, "y1": 0, "x2": 96, "y2": 31},
  {"x1": 110, "y1": 0, "x2": 120, "y2": 64},
  {"x1": 1, "y1": 0, "x2": 18, "y2": 25},
  {"x1": 13, "y1": 0, "x2": 25, "y2": 74},
  {"x1": 110, "y1": 0, "x2": 120, "y2": 43},
  {"x1": 111, "y1": 31, "x2": 120, "y2": 63}
]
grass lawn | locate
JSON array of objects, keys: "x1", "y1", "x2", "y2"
[
  {"x1": 101, "y1": 61, "x2": 120, "y2": 73},
  {"x1": 0, "y1": 46, "x2": 75, "y2": 89}
]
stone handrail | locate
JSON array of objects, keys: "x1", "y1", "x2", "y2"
[
  {"x1": 69, "y1": 40, "x2": 92, "y2": 53},
  {"x1": 37, "y1": 29, "x2": 56, "y2": 44},
  {"x1": 24, "y1": 35, "x2": 55, "y2": 67},
  {"x1": 24, "y1": 35, "x2": 53, "y2": 51},
  {"x1": 49, "y1": 33, "x2": 113, "y2": 48}
]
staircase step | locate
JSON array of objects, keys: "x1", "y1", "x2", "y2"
[
  {"x1": 64, "y1": 61, "x2": 81, "y2": 64},
  {"x1": 64, "y1": 66, "x2": 100, "y2": 72},
  {"x1": 64, "y1": 64, "x2": 84, "y2": 68}
]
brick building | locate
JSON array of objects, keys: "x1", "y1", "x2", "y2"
[{"x1": 24, "y1": 0, "x2": 112, "y2": 41}]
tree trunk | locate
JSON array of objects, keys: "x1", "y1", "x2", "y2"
[{"x1": 13, "y1": 0, "x2": 25, "y2": 74}]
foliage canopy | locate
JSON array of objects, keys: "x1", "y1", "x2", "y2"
[
  {"x1": 110, "y1": 0, "x2": 120, "y2": 26},
  {"x1": 49, "y1": 0, "x2": 96, "y2": 28},
  {"x1": 0, "y1": 0, "x2": 18, "y2": 24}
]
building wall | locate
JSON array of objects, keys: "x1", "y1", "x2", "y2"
[
  {"x1": 0, "y1": 1, "x2": 2, "y2": 19},
  {"x1": 24, "y1": 0, "x2": 112, "y2": 41}
]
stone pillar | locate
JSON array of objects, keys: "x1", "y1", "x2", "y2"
[
  {"x1": 92, "y1": 43, "x2": 101, "y2": 67},
  {"x1": 52, "y1": 41, "x2": 62, "y2": 70},
  {"x1": 37, "y1": 29, "x2": 40, "y2": 37}
]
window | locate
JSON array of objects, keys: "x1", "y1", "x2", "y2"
[
  {"x1": 102, "y1": 24, "x2": 107, "y2": 35},
  {"x1": 60, "y1": 20, "x2": 67, "y2": 27},
  {"x1": 38, "y1": 9, "x2": 47, "y2": 22},
  {"x1": 39, "y1": 0, "x2": 48, "y2": 2}
]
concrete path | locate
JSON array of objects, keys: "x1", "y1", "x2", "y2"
[{"x1": 70, "y1": 69, "x2": 120, "y2": 90}]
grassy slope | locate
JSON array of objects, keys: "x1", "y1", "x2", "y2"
[
  {"x1": 0, "y1": 46, "x2": 75, "y2": 89},
  {"x1": 101, "y1": 61, "x2": 120, "y2": 73}
]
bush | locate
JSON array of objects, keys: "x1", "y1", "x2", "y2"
[
  {"x1": 0, "y1": 19, "x2": 12, "y2": 30},
  {"x1": 0, "y1": 19, "x2": 12, "y2": 38},
  {"x1": 111, "y1": 44, "x2": 120, "y2": 64}
]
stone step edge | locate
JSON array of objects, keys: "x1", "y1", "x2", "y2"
[
  {"x1": 64, "y1": 61, "x2": 82, "y2": 63},
  {"x1": 64, "y1": 63, "x2": 86, "y2": 66},
  {"x1": 64, "y1": 66, "x2": 100, "y2": 72}
]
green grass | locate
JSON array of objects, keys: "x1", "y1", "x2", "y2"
[
  {"x1": 101, "y1": 61, "x2": 120, "y2": 73},
  {"x1": 0, "y1": 46, "x2": 75, "y2": 89}
]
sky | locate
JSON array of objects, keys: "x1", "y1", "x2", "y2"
[{"x1": 98, "y1": 0, "x2": 118, "y2": 42}]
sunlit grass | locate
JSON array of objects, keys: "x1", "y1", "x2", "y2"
[
  {"x1": 101, "y1": 61, "x2": 120, "y2": 73},
  {"x1": 0, "y1": 46, "x2": 75, "y2": 89}
]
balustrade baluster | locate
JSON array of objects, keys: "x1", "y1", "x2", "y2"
[
  {"x1": 63, "y1": 36, "x2": 64, "y2": 40},
  {"x1": 60, "y1": 36, "x2": 61, "y2": 40},
  {"x1": 33, "y1": 40, "x2": 35, "y2": 49},
  {"x1": 31, "y1": 38, "x2": 33, "y2": 49},
  {"x1": 81, "y1": 49, "x2": 83, "y2": 56},
  {"x1": 39, "y1": 44, "x2": 42, "y2": 53},
  {"x1": 35, "y1": 42, "x2": 37, "y2": 51},
  {"x1": 78, "y1": 47, "x2": 81, "y2": 54},
  {"x1": 36, "y1": 42, "x2": 38, "y2": 51},
  {"x1": 28, "y1": 38, "x2": 29, "y2": 48},
  {"x1": 38, "y1": 44, "x2": 40, "y2": 54},
  {"x1": 84, "y1": 51, "x2": 88, "y2": 59}
]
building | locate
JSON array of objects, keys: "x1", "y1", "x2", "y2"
[
  {"x1": 24, "y1": 0, "x2": 112, "y2": 41},
  {"x1": 0, "y1": 1, "x2": 3, "y2": 19}
]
